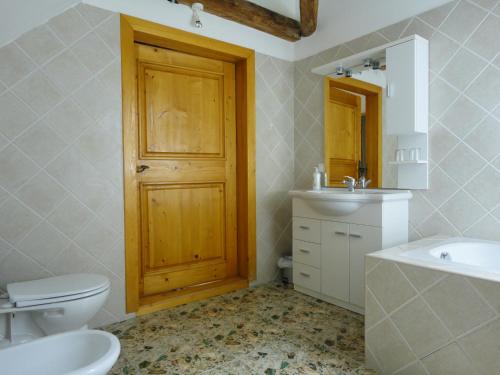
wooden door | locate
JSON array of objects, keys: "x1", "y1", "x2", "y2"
[
  {"x1": 134, "y1": 43, "x2": 237, "y2": 298},
  {"x1": 324, "y1": 87, "x2": 361, "y2": 186}
]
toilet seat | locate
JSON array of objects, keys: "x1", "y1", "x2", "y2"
[{"x1": 7, "y1": 274, "x2": 110, "y2": 308}]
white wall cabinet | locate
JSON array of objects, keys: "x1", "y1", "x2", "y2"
[
  {"x1": 291, "y1": 197, "x2": 408, "y2": 314},
  {"x1": 385, "y1": 35, "x2": 428, "y2": 135}
]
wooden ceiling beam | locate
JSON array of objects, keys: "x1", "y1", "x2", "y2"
[
  {"x1": 176, "y1": 0, "x2": 302, "y2": 41},
  {"x1": 300, "y1": 0, "x2": 318, "y2": 37}
]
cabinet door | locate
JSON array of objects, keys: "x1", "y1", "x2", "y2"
[
  {"x1": 320, "y1": 221, "x2": 349, "y2": 302},
  {"x1": 349, "y1": 224, "x2": 382, "y2": 308},
  {"x1": 386, "y1": 37, "x2": 428, "y2": 135}
]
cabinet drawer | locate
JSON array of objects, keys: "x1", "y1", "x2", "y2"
[
  {"x1": 293, "y1": 240, "x2": 320, "y2": 268},
  {"x1": 293, "y1": 262, "x2": 320, "y2": 292},
  {"x1": 293, "y1": 217, "x2": 320, "y2": 243}
]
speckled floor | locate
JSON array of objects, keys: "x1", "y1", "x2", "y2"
[{"x1": 103, "y1": 283, "x2": 377, "y2": 375}]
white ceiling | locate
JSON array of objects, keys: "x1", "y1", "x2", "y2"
[
  {"x1": 248, "y1": 0, "x2": 300, "y2": 21},
  {"x1": 1, "y1": 0, "x2": 452, "y2": 61}
]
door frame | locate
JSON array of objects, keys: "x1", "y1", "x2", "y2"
[
  {"x1": 121, "y1": 15, "x2": 256, "y2": 314},
  {"x1": 324, "y1": 77, "x2": 382, "y2": 187}
]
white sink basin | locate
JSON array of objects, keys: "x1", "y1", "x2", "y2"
[
  {"x1": 0, "y1": 330, "x2": 120, "y2": 375},
  {"x1": 289, "y1": 188, "x2": 412, "y2": 216}
]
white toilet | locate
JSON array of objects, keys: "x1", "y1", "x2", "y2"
[{"x1": 0, "y1": 273, "x2": 110, "y2": 348}]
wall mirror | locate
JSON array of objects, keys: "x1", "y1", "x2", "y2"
[{"x1": 313, "y1": 35, "x2": 429, "y2": 189}]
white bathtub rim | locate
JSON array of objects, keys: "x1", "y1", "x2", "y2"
[{"x1": 367, "y1": 235, "x2": 500, "y2": 283}]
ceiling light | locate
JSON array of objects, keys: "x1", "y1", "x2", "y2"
[{"x1": 192, "y1": 3, "x2": 204, "y2": 28}]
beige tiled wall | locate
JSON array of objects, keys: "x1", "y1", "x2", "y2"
[
  {"x1": 294, "y1": 0, "x2": 500, "y2": 242},
  {"x1": 0, "y1": 4, "x2": 124, "y2": 327},
  {"x1": 255, "y1": 53, "x2": 294, "y2": 283},
  {"x1": 0, "y1": 4, "x2": 295, "y2": 325},
  {"x1": 366, "y1": 255, "x2": 500, "y2": 374}
]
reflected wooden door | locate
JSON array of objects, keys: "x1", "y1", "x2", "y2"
[
  {"x1": 324, "y1": 86, "x2": 361, "y2": 186},
  {"x1": 134, "y1": 43, "x2": 237, "y2": 297}
]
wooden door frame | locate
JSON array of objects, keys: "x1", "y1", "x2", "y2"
[
  {"x1": 121, "y1": 15, "x2": 256, "y2": 314},
  {"x1": 324, "y1": 77, "x2": 382, "y2": 187}
]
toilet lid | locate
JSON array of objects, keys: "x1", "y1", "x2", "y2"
[{"x1": 7, "y1": 274, "x2": 110, "y2": 304}]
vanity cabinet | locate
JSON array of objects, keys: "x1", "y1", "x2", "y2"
[{"x1": 291, "y1": 195, "x2": 408, "y2": 314}]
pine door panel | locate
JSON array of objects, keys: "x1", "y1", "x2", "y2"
[
  {"x1": 324, "y1": 87, "x2": 361, "y2": 186},
  {"x1": 140, "y1": 65, "x2": 224, "y2": 157},
  {"x1": 135, "y1": 43, "x2": 237, "y2": 297}
]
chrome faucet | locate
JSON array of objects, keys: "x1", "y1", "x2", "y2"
[
  {"x1": 342, "y1": 176, "x2": 357, "y2": 192},
  {"x1": 358, "y1": 176, "x2": 372, "y2": 189}
]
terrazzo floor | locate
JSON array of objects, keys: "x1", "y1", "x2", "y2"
[{"x1": 103, "y1": 283, "x2": 377, "y2": 375}]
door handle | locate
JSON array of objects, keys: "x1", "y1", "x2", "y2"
[
  {"x1": 300, "y1": 272, "x2": 311, "y2": 277},
  {"x1": 299, "y1": 249, "x2": 310, "y2": 254},
  {"x1": 349, "y1": 233, "x2": 362, "y2": 238},
  {"x1": 136, "y1": 165, "x2": 150, "y2": 173},
  {"x1": 334, "y1": 231, "x2": 347, "y2": 236},
  {"x1": 299, "y1": 226, "x2": 310, "y2": 230}
]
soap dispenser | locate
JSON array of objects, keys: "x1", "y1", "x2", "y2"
[{"x1": 313, "y1": 167, "x2": 321, "y2": 190}]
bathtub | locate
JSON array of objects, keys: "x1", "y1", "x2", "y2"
[
  {"x1": 364, "y1": 236, "x2": 500, "y2": 375},
  {"x1": 369, "y1": 236, "x2": 500, "y2": 282}
]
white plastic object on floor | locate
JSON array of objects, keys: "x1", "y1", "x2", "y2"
[{"x1": 0, "y1": 329, "x2": 120, "y2": 375}]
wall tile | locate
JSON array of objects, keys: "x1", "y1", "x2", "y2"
[
  {"x1": 15, "y1": 171, "x2": 67, "y2": 217},
  {"x1": 17, "y1": 25, "x2": 64, "y2": 65},
  {"x1": 71, "y1": 32, "x2": 114, "y2": 73},
  {"x1": 42, "y1": 50, "x2": 92, "y2": 94},
  {"x1": 14, "y1": 120, "x2": 67, "y2": 166},
  {"x1": 367, "y1": 261, "x2": 416, "y2": 314},
  {"x1": 76, "y1": 3, "x2": 112, "y2": 27},
  {"x1": 392, "y1": 297, "x2": 451, "y2": 357},
  {"x1": 439, "y1": 190, "x2": 486, "y2": 231},
  {"x1": 0, "y1": 92, "x2": 37, "y2": 139},
  {"x1": 12, "y1": 71, "x2": 63, "y2": 115},
  {"x1": 0, "y1": 43, "x2": 36, "y2": 87},
  {"x1": 465, "y1": 65, "x2": 500, "y2": 111},
  {"x1": 18, "y1": 221, "x2": 69, "y2": 268},
  {"x1": 423, "y1": 275, "x2": 495, "y2": 336},
  {"x1": 440, "y1": 96, "x2": 487, "y2": 138},
  {"x1": 47, "y1": 196, "x2": 93, "y2": 239},
  {"x1": 439, "y1": 0, "x2": 487, "y2": 43},
  {"x1": 422, "y1": 343, "x2": 479, "y2": 375},
  {"x1": 366, "y1": 319, "x2": 416, "y2": 374},
  {"x1": 398, "y1": 263, "x2": 446, "y2": 291},
  {"x1": 464, "y1": 116, "x2": 500, "y2": 161},
  {"x1": 459, "y1": 318, "x2": 500, "y2": 374},
  {"x1": 0, "y1": 145, "x2": 39, "y2": 193},
  {"x1": 45, "y1": 99, "x2": 95, "y2": 143},
  {"x1": 440, "y1": 49, "x2": 487, "y2": 91},
  {"x1": 0, "y1": 197, "x2": 41, "y2": 245},
  {"x1": 48, "y1": 7, "x2": 91, "y2": 46},
  {"x1": 465, "y1": 14, "x2": 500, "y2": 60},
  {"x1": 418, "y1": 1, "x2": 458, "y2": 28}
]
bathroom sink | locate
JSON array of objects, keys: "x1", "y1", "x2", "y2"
[{"x1": 289, "y1": 188, "x2": 412, "y2": 216}]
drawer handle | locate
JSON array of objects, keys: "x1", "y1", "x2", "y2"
[
  {"x1": 350, "y1": 233, "x2": 362, "y2": 238},
  {"x1": 300, "y1": 272, "x2": 311, "y2": 277},
  {"x1": 299, "y1": 249, "x2": 311, "y2": 254},
  {"x1": 299, "y1": 225, "x2": 310, "y2": 230},
  {"x1": 334, "y1": 231, "x2": 347, "y2": 236}
]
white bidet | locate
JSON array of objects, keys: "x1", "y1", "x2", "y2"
[{"x1": 0, "y1": 329, "x2": 120, "y2": 375}]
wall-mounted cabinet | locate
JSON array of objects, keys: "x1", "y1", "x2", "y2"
[{"x1": 312, "y1": 35, "x2": 429, "y2": 189}]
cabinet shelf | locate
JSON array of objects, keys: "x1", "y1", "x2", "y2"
[{"x1": 388, "y1": 160, "x2": 428, "y2": 165}]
